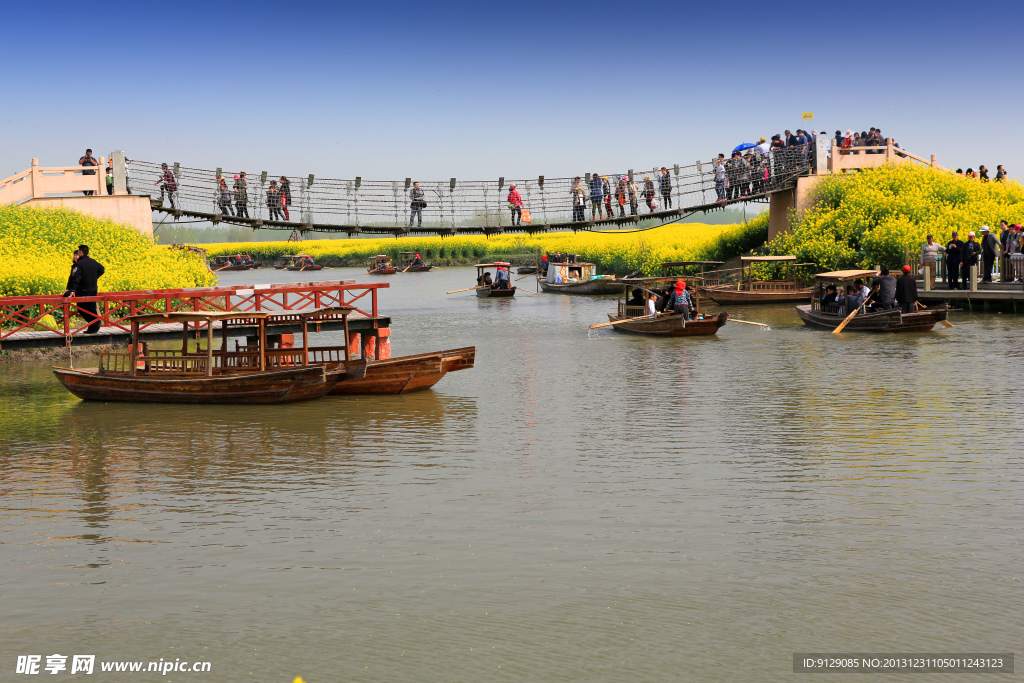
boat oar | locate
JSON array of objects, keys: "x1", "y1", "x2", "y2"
[
  {"x1": 512, "y1": 286, "x2": 535, "y2": 295},
  {"x1": 832, "y1": 296, "x2": 873, "y2": 334},
  {"x1": 728, "y1": 318, "x2": 770, "y2": 328},
  {"x1": 589, "y1": 314, "x2": 657, "y2": 329},
  {"x1": 916, "y1": 302, "x2": 955, "y2": 327},
  {"x1": 514, "y1": 273, "x2": 533, "y2": 281},
  {"x1": 447, "y1": 286, "x2": 488, "y2": 294}
]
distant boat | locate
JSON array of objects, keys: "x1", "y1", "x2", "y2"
[
  {"x1": 399, "y1": 251, "x2": 433, "y2": 272},
  {"x1": 702, "y1": 255, "x2": 815, "y2": 304},
  {"x1": 601, "y1": 279, "x2": 728, "y2": 336},
  {"x1": 367, "y1": 254, "x2": 397, "y2": 275},
  {"x1": 539, "y1": 260, "x2": 620, "y2": 294}
]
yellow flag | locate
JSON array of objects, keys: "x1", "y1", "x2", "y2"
[{"x1": 801, "y1": 112, "x2": 814, "y2": 120}]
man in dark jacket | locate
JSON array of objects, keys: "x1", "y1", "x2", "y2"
[
  {"x1": 871, "y1": 267, "x2": 897, "y2": 309},
  {"x1": 961, "y1": 231, "x2": 982, "y2": 289},
  {"x1": 980, "y1": 225, "x2": 999, "y2": 283},
  {"x1": 63, "y1": 244, "x2": 105, "y2": 333},
  {"x1": 945, "y1": 231, "x2": 963, "y2": 290},
  {"x1": 894, "y1": 265, "x2": 918, "y2": 313}
]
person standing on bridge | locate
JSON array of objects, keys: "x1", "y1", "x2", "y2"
[
  {"x1": 603, "y1": 177, "x2": 614, "y2": 218},
  {"x1": 63, "y1": 244, "x2": 105, "y2": 334},
  {"x1": 589, "y1": 173, "x2": 604, "y2": 221},
  {"x1": 643, "y1": 175, "x2": 656, "y2": 213},
  {"x1": 980, "y1": 225, "x2": 998, "y2": 283},
  {"x1": 627, "y1": 176, "x2": 639, "y2": 216},
  {"x1": 267, "y1": 180, "x2": 283, "y2": 221},
  {"x1": 920, "y1": 234, "x2": 944, "y2": 289},
  {"x1": 409, "y1": 181, "x2": 425, "y2": 227},
  {"x1": 156, "y1": 163, "x2": 177, "y2": 209},
  {"x1": 715, "y1": 154, "x2": 726, "y2": 201},
  {"x1": 217, "y1": 178, "x2": 234, "y2": 216},
  {"x1": 234, "y1": 173, "x2": 249, "y2": 218},
  {"x1": 279, "y1": 177, "x2": 292, "y2": 221},
  {"x1": 507, "y1": 183, "x2": 523, "y2": 226},
  {"x1": 78, "y1": 149, "x2": 98, "y2": 195},
  {"x1": 659, "y1": 167, "x2": 672, "y2": 210},
  {"x1": 961, "y1": 231, "x2": 981, "y2": 288},
  {"x1": 571, "y1": 177, "x2": 587, "y2": 222},
  {"x1": 615, "y1": 176, "x2": 627, "y2": 217}
]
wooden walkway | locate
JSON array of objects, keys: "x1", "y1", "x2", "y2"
[
  {"x1": 0, "y1": 315, "x2": 390, "y2": 351},
  {"x1": 917, "y1": 280, "x2": 1024, "y2": 310}
]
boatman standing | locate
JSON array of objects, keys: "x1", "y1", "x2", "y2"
[
  {"x1": 894, "y1": 265, "x2": 918, "y2": 313},
  {"x1": 63, "y1": 244, "x2": 105, "y2": 333},
  {"x1": 666, "y1": 280, "x2": 692, "y2": 319}
]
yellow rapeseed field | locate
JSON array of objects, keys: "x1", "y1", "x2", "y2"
[
  {"x1": 0, "y1": 205, "x2": 215, "y2": 298},
  {"x1": 206, "y1": 221, "x2": 768, "y2": 276},
  {"x1": 766, "y1": 164, "x2": 1024, "y2": 269}
]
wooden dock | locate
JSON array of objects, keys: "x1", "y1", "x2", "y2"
[{"x1": 917, "y1": 280, "x2": 1024, "y2": 311}]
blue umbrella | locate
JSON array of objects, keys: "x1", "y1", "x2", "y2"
[{"x1": 733, "y1": 142, "x2": 756, "y2": 152}]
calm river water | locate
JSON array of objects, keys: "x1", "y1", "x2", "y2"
[{"x1": 2, "y1": 267, "x2": 1021, "y2": 681}]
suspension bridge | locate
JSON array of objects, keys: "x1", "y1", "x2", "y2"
[
  {"x1": 2, "y1": 136, "x2": 945, "y2": 240},
  {"x1": 128, "y1": 146, "x2": 821, "y2": 237}
]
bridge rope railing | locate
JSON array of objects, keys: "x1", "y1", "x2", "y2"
[{"x1": 128, "y1": 146, "x2": 813, "y2": 234}]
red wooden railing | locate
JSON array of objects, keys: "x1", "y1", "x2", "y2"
[{"x1": 0, "y1": 280, "x2": 387, "y2": 340}]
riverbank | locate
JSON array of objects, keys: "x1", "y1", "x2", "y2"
[{"x1": 201, "y1": 221, "x2": 768, "y2": 275}]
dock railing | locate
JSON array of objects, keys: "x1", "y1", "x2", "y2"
[{"x1": 0, "y1": 281, "x2": 386, "y2": 342}]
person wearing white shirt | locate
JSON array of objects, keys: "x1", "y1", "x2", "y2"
[{"x1": 714, "y1": 154, "x2": 726, "y2": 201}]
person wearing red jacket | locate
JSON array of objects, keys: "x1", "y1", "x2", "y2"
[{"x1": 507, "y1": 183, "x2": 523, "y2": 226}]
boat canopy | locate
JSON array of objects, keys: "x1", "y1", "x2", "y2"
[
  {"x1": 814, "y1": 269, "x2": 878, "y2": 281},
  {"x1": 126, "y1": 310, "x2": 271, "y2": 325},
  {"x1": 546, "y1": 261, "x2": 596, "y2": 283},
  {"x1": 475, "y1": 262, "x2": 511, "y2": 268},
  {"x1": 740, "y1": 255, "x2": 797, "y2": 262}
]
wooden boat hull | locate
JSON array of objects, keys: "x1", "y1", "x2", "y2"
[
  {"x1": 213, "y1": 264, "x2": 257, "y2": 271},
  {"x1": 286, "y1": 265, "x2": 324, "y2": 271},
  {"x1": 325, "y1": 347, "x2": 476, "y2": 395},
  {"x1": 52, "y1": 366, "x2": 335, "y2": 404},
  {"x1": 402, "y1": 265, "x2": 433, "y2": 272},
  {"x1": 477, "y1": 286, "x2": 516, "y2": 297},
  {"x1": 704, "y1": 286, "x2": 813, "y2": 304},
  {"x1": 606, "y1": 312, "x2": 728, "y2": 336},
  {"x1": 517, "y1": 266, "x2": 538, "y2": 274},
  {"x1": 795, "y1": 304, "x2": 948, "y2": 332},
  {"x1": 368, "y1": 268, "x2": 398, "y2": 275},
  {"x1": 540, "y1": 278, "x2": 621, "y2": 295}
]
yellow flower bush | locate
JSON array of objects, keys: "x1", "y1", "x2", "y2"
[
  {"x1": 206, "y1": 221, "x2": 768, "y2": 276},
  {"x1": 766, "y1": 164, "x2": 1024, "y2": 269},
  {"x1": 0, "y1": 205, "x2": 215, "y2": 297}
]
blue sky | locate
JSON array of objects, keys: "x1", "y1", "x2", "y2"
[{"x1": 2, "y1": 0, "x2": 1020, "y2": 181}]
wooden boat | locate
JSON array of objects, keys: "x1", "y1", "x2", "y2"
[
  {"x1": 368, "y1": 254, "x2": 397, "y2": 275},
  {"x1": 328, "y1": 347, "x2": 476, "y2": 395},
  {"x1": 52, "y1": 311, "x2": 337, "y2": 403},
  {"x1": 211, "y1": 254, "x2": 260, "y2": 271},
  {"x1": 517, "y1": 266, "x2": 538, "y2": 274},
  {"x1": 474, "y1": 262, "x2": 516, "y2": 297},
  {"x1": 602, "y1": 278, "x2": 728, "y2": 336},
  {"x1": 540, "y1": 260, "x2": 620, "y2": 294},
  {"x1": 282, "y1": 254, "x2": 323, "y2": 271},
  {"x1": 702, "y1": 255, "x2": 815, "y2": 304},
  {"x1": 265, "y1": 307, "x2": 476, "y2": 394},
  {"x1": 796, "y1": 270, "x2": 950, "y2": 332},
  {"x1": 399, "y1": 251, "x2": 433, "y2": 272}
]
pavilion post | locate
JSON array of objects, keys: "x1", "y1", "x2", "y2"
[{"x1": 206, "y1": 322, "x2": 214, "y2": 377}]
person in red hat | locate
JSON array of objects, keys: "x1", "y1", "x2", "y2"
[
  {"x1": 665, "y1": 280, "x2": 692, "y2": 319},
  {"x1": 894, "y1": 265, "x2": 918, "y2": 313}
]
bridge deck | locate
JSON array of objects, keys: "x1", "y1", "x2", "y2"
[{"x1": 150, "y1": 192, "x2": 775, "y2": 235}]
